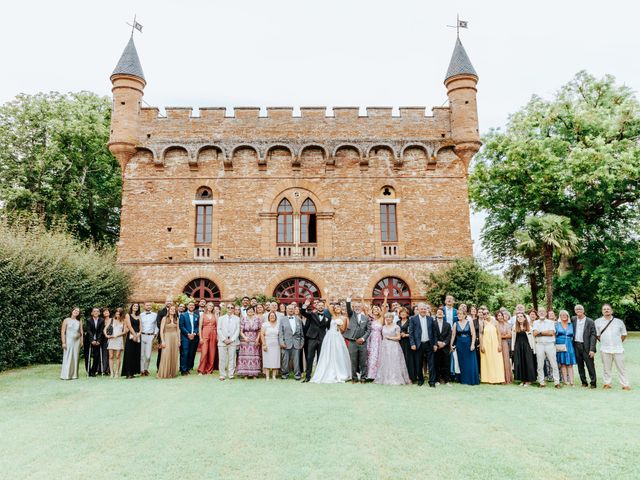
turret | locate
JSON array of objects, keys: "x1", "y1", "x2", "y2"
[
  {"x1": 444, "y1": 38, "x2": 481, "y2": 170},
  {"x1": 108, "y1": 37, "x2": 146, "y2": 172}
]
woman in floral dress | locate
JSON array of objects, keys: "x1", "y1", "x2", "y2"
[{"x1": 237, "y1": 306, "x2": 262, "y2": 377}]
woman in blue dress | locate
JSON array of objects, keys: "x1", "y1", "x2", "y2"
[
  {"x1": 450, "y1": 315, "x2": 479, "y2": 385},
  {"x1": 556, "y1": 310, "x2": 577, "y2": 386}
]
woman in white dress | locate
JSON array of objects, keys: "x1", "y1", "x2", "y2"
[
  {"x1": 60, "y1": 307, "x2": 83, "y2": 380},
  {"x1": 311, "y1": 304, "x2": 352, "y2": 383}
]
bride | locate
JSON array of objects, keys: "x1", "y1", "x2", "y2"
[{"x1": 311, "y1": 303, "x2": 352, "y2": 383}]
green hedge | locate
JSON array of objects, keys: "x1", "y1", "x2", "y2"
[{"x1": 0, "y1": 221, "x2": 131, "y2": 371}]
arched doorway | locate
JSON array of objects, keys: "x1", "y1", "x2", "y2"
[
  {"x1": 273, "y1": 277, "x2": 321, "y2": 304},
  {"x1": 372, "y1": 276, "x2": 411, "y2": 306},
  {"x1": 183, "y1": 278, "x2": 221, "y2": 303}
]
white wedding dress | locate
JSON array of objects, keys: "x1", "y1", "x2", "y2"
[{"x1": 311, "y1": 318, "x2": 352, "y2": 383}]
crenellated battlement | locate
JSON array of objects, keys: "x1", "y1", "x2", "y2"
[
  {"x1": 141, "y1": 105, "x2": 447, "y2": 120},
  {"x1": 135, "y1": 105, "x2": 453, "y2": 168}
]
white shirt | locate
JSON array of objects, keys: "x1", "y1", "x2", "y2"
[
  {"x1": 287, "y1": 316, "x2": 297, "y2": 333},
  {"x1": 532, "y1": 319, "x2": 555, "y2": 344},
  {"x1": 187, "y1": 311, "x2": 197, "y2": 334},
  {"x1": 140, "y1": 311, "x2": 158, "y2": 334},
  {"x1": 595, "y1": 317, "x2": 627, "y2": 354},
  {"x1": 419, "y1": 316, "x2": 429, "y2": 342},
  {"x1": 444, "y1": 307, "x2": 454, "y2": 325},
  {"x1": 575, "y1": 317, "x2": 586, "y2": 343}
]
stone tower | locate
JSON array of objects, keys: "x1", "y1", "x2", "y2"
[
  {"x1": 108, "y1": 37, "x2": 146, "y2": 173},
  {"x1": 445, "y1": 38, "x2": 481, "y2": 170}
]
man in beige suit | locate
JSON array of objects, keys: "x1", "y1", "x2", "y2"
[{"x1": 217, "y1": 304, "x2": 240, "y2": 380}]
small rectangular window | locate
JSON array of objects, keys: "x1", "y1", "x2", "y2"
[
  {"x1": 380, "y1": 204, "x2": 397, "y2": 242},
  {"x1": 195, "y1": 205, "x2": 213, "y2": 244}
]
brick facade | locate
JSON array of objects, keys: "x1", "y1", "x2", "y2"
[{"x1": 108, "y1": 38, "x2": 481, "y2": 304}]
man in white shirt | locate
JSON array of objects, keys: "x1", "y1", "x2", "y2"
[
  {"x1": 139, "y1": 302, "x2": 158, "y2": 376},
  {"x1": 240, "y1": 296, "x2": 250, "y2": 318},
  {"x1": 595, "y1": 304, "x2": 630, "y2": 390},
  {"x1": 532, "y1": 316, "x2": 560, "y2": 387},
  {"x1": 217, "y1": 304, "x2": 240, "y2": 380}
]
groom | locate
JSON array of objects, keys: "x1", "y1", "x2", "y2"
[
  {"x1": 300, "y1": 298, "x2": 331, "y2": 382},
  {"x1": 345, "y1": 294, "x2": 371, "y2": 383}
]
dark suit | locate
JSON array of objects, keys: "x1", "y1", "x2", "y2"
[
  {"x1": 155, "y1": 306, "x2": 169, "y2": 369},
  {"x1": 433, "y1": 319, "x2": 452, "y2": 383},
  {"x1": 345, "y1": 300, "x2": 372, "y2": 381},
  {"x1": 408, "y1": 314, "x2": 436, "y2": 386},
  {"x1": 179, "y1": 311, "x2": 200, "y2": 373},
  {"x1": 84, "y1": 317, "x2": 107, "y2": 376},
  {"x1": 571, "y1": 315, "x2": 597, "y2": 387},
  {"x1": 300, "y1": 304, "x2": 331, "y2": 380}
]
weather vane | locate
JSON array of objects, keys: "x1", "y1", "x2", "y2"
[
  {"x1": 126, "y1": 14, "x2": 143, "y2": 37},
  {"x1": 447, "y1": 13, "x2": 468, "y2": 38}
]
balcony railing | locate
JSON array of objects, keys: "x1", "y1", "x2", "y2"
[
  {"x1": 194, "y1": 246, "x2": 212, "y2": 259},
  {"x1": 381, "y1": 243, "x2": 399, "y2": 257},
  {"x1": 277, "y1": 244, "x2": 317, "y2": 258}
]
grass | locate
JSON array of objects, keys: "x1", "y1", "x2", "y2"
[{"x1": 1, "y1": 335, "x2": 638, "y2": 480}]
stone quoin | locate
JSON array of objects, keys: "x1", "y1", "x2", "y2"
[{"x1": 108, "y1": 35, "x2": 481, "y2": 305}]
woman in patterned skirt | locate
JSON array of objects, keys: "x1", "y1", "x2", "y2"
[{"x1": 237, "y1": 306, "x2": 262, "y2": 378}]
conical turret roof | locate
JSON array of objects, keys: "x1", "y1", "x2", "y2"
[
  {"x1": 111, "y1": 37, "x2": 145, "y2": 80},
  {"x1": 445, "y1": 38, "x2": 477, "y2": 81}
]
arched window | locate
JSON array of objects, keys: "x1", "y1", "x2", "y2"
[
  {"x1": 277, "y1": 198, "x2": 293, "y2": 244},
  {"x1": 300, "y1": 198, "x2": 317, "y2": 243},
  {"x1": 273, "y1": 277, "x2": 320, "y2": 304},
  {"x1": 183, "y1": 278, "x2": 221, "y2": 302},
  {"x1": 194, "y1": 187, "x2": 213, "y2": 245},
  {"x1": 372, "y1": 277, "x2": 411, "y2": 305},
  {"x1": 196, "y1": 186, "x2": 212, "y2": 199}
]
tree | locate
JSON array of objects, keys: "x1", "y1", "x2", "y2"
[
  {"x1": 0, "y1": 92, "x2": 121, "y2": 245},
  {"x1": 424, "y1": 259, "x2": 525, "y2": 312},
  {"x1": 515, "y1": 214, "x2": 579, "y2": 310},
  {"x1": 469, "y1": 71, "x2": 640, "y2": 315}
]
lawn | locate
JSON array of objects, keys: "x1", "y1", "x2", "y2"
[{"x1": 1, "y1": 336, "x2": 638, "y2": 480}]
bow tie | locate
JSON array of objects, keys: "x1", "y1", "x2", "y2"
[{"x1": 289, "y1": 317, "x2": 294, "y2": 320}]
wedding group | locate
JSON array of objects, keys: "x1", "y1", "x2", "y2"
[{"x1": 59, "y1": 292, "x2": 631, "y2": 390}]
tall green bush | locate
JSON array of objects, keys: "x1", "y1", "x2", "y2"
[{"x1": 0, "y1": 220, "x2": 131, "y2": 371}]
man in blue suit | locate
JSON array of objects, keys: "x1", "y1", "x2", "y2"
[
  {"x1": 443, "y1": 295, "x2": 458, "y2": 326},
  {"x1": 179, "y1": 301, "x2": 200, "y2": 375},
  {"x1": 408, "y1": 303, "x2": 436, "y2": 387},
  {"x1": 442, "y1": 295, "x2": 458, "y2": 376}
]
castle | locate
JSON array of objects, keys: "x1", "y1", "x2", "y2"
[{"x1": 108, "y1": 35, "x2": 480, "y2": 305}]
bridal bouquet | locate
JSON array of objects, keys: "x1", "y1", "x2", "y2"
[{"x1": 335, "y1": 318, "x2": 344, "y2": 326}]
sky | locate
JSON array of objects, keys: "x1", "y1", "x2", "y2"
[{"x1": 2, "y1": 0, "x2": 639, "y2": 257}]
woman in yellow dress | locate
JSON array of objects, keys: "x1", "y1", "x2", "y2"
[
  {"x1": 479, "y1": 306, "x2": 506, "y2": 384},
  {"x1": 157, "y1": 305, "x2": 180, "y2": 379}
]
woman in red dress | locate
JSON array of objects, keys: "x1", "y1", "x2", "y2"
[{"x1": 197, "y1": 302, "x2": 218, "y2": 375}]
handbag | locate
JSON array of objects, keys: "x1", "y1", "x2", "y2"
[
  {"x1": 452, "y1": 350, "x2": 461, "y2": 374},
  {"x1": 555, "y1": 324, "x2": 568, "y2": 352}
]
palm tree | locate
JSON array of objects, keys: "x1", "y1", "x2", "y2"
[{"x1": 515, "y1": 214, "x2": 579, "y2": 310}]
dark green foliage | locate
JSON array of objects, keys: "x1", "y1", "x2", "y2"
[
  {"x1": 0, "y1": 92, "x2": 120, "y2": 246},
  {"x1": 424, "y1": 259, "x2": 525, "y2": 312},
  {"x1": 469, "y1": 71, "x2": 640, "y2": 319},
  {"x1": 0, "y1": 221, "x2": 131, "y2": 371}
]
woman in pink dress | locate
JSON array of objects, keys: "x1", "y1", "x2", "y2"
[
  {"x1": 496, "y1": 310, "x2": 513, "y2": 384},
  {"x1": 197, "y1": 302, "x2": 217, "y2": 375},
  {"x1": 237, "y1": 306, "x2": 262, "y2": 378},
  {"x1": 375, "y1": 313, "x2": 411, "y2": 385},
  {"x1": 366, "y1": 289, "x2": 388, "y2": 380}
]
